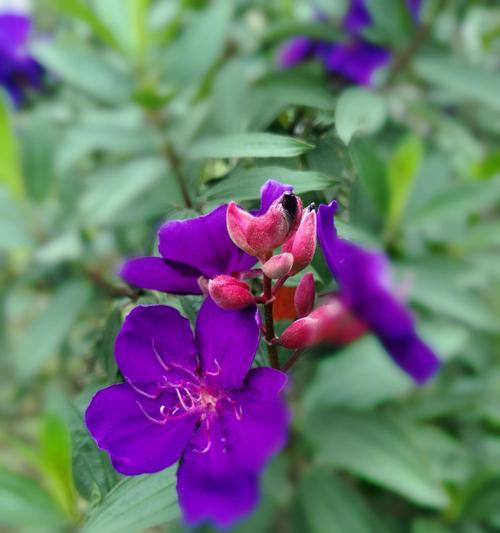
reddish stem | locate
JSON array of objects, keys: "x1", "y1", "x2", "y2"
[
  {"x1": 263, "y1": 274, "x2": 280, "y2": 369},
  {"x1": 282, "y1": 349, "x2": 304, "y2": 372}
]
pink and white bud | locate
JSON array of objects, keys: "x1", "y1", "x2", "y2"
[
  {"x1": 208, "y1": 275, "x2": 255, "y2": 310},
  {"x1": 294, "y1": 273, "x2": 315, "y2": 318},
  {"x1": 227, "y1": 192, "x2": 303, "y2": 259},
  {"x1": 279, "y1": 316, "x2": 319, "y2": 349},
  {"x1": 282, "y1": 205, "x2": 317, "y2": 275},
  {"x1": 262, "y1": 253, "x2": 293, "y2": 279}
]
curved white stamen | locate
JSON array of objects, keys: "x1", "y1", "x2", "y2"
[
  {"x1": 184, "y1": 386, "x2": 202, "y2": 403},
  {"x1": 205, "y1": 358, "x2": 221, "y2": 377},
  {"x1": 127, "y1": 378, "x2": 158, "y2": 399},
  {"x1": 136, "y1": 401, "x2": 166, "y2": 425},
  {"x1": 175, "y1": 387, "x2": 194, "y2": 411},
  {"x1": 152, "y1": 338, "x2": 170, "y2": 372}
]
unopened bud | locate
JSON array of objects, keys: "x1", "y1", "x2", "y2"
[
  {"x1": 282, "y1": 206, "x2": 316, "y2": 275},
  {"x1": 279, "y1": 317, "x2": 319, "y2": 349},
  {"x1": 208, "y1": 275, "x2": 255, "y2": 310},
  {"x1": 294, "y1": 273, "x2": 315, "y2": 318},
  {"x1": 262, "y1": 253, "x2": 293, "y2": 279},
  {"x1": 227, "y1": 192, "x2": 303, "y2": 259}
]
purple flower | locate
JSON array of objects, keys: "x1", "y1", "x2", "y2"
[
  {"x1": 277, "y1": 35, "x2": 315, "y2": 69},
  {"x1": 121, "y1": 180, "x2": 292, "y2": 297},
  {"x1": 85, "y1": 299, "x2": 289, "y2": 528},
  {"x1": 343, "y1": 0, "x2": 372, "y2": 34},
  {"x1": 0, "y1": 11, "x2": 44, "y2": 106},
  {"x1": 317, "y1": 201, "x2": 440, "y2": 384}
]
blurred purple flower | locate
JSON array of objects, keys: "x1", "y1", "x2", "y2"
[
  {"x1": 121, "y1": 180, "x2": 292, "y2": 296},
  {"x1": 277, "y1": 0, "x2": 422, "y2": 85},
  {"x1": 86, "y1": 300, "x2": 289, "y2": 528},
  {"x1": 0, "y1": 11, "x2": 44, "y2": 106},
  {"x1": 317, "y1": 201, "x2": 440, "y2": 384}
]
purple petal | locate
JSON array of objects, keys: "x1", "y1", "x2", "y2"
[
  {"x1": 177, "y1": 418, "x2": 259, "y2": 528},
  {"x1": 323, "y1": 40, "x2": 391, "y2": 86},
  {"x1": 220, "y1": 368, "x2": 289, "y2": 472},
  {"x1": 120, "y1": 256, "x2": 202, "y2": 295},
  {"x1": 195, "y1": 297, "x2": 259, "y2": 390},
  {"x1": 257, "y1": 179, "x2": 293, "y2": 215},
  {"x1": 158, "y1": 205, "x2": 255, "y2": 279},
  {"x1": 343, "y1": 0, "x2": 372, "y2": 34},
  {"x1": 0, "y1": 14, "x2": 30, "y2": 54},
  {"x1": 381, "y1": 335, "x2": 441, "y2": 385},
  {"x1": 276, "y1": 36, "x2": 315, "y2": 69},
  {"x1": 317, "y1": 201, "x2": 440, "y2": 383},
  {"x1": 115, "y1": 305, "x2": 197, "y2": 384},
  {"x1": 85, "y1": 384, "x2": 196, "y2": 475}
]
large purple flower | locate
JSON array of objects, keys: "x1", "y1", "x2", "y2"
[
  {"x1": 317, "y1": 201, "x2": 440, "y2": 384},
  {"x1": 121, "y1": 180, "x2": 292, "y2": 296},
  {"x1": 85, "y1": 299, "x2": 289, "y2": 527},
  {"x1": 0, "y1": 11, "x2": 44, "y2": 106}
]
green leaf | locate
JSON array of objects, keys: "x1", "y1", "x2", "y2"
[
  {"x1": 297, "y1": 468, "x2": 383, "y2": 533},
  {"x1": 415, "y1": 55, "x2": 500, "y2": 112},
  {"x1": 58, "y1": 397, "x2": 119, "y2": 502},
  {"x1": 206, "y1": 165, "x2": 334, "y2": 203},
  {"x1": 300, "y1": 410, "x2": 449, "y2": 508},
  {"x1": 46, "y1": 0, "x2": 121, "y2": 50},
  {"x1": 83, "y1": 468, "x2": 179, "y2": 533},
  {"x1": 96, "y1": 306, "x2": 122, "y2": 382},
  {"x1": 412, "y1": 519, "x2": 452, "y2": 533},
  {"x1": 0, "y1": 188, "x2": 32, "y2": 252},
  {"x1": 335, "y1": 88, "x2": 386, "y2": 145},
  {"x1": 304, "y1": 336, "x2": 413, "y2": 412},
  {"x1": 0, "y1": 467, "x2": 64, "y2": 528},
  {"x1": 0, "y1": 93, "x2": 23, "y2": 200},
  {"x1": 163, "y1": 0, "x2": 233, "y2": 86},
  {"x1": 39, "y1": 414, "x2": 78, "y2": 519},
  {"x1": 386, "y1": 133, "x2": 423, "y2": 232},
  {"x1": 14, "y1": 280, "x2": 92, "y2": 380},
  {"x1": 78, "y1": 157, "x2": 167, "y2": 226},
  {"x1": 190, "y1": 133, "x2": 314, "y2": 159},
  {"x1": 408, "y1": 176, "x2": 500, "y2": 226},
  {"x1": 93, "y1": 0, "x2": 150, "y2": 57},
  {"x1": 349, "y1": 138, "x2": 388, "y2": 214},
  {"x1": 263, "y1": 21, "x2": 343, "y2": 43},
  {"x1": 365, "y1": 0, "x2": 414, "y2": 46},
  {"x1": 32, "y1": 42, "x2": 133, "y2": 104}
]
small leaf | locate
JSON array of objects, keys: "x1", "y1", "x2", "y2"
[
  {"x1": 335, "y1": 88, "x2": 386, "y2": 145},
  {"x1": 386, "y1": 133, "x2": 423, "y2": 232},
  {"x1": 32, "y1": 42, "x2": 133, "y2": 104},
  {"x1": 14, "y1": 280, "x2": 92, "y2": 380},
  {"x1": 96, "y1": 306, "x2": 122, "y2": 381},
  {"x1": 415, "y1": 55, "x2": 500, "y2": 112},
  {"x1": 0, "y1": 93, "x2": 23, "y2": 200},
  {"x1": 298, "y1": 468, "x2": 383, "y2": 533},
  {"x1": 0, "y1": 467, "x2": 64, "y2": 528},
  {"x1": 300, "y1": 409, "x2": 449, "y2": 508},
  {"x1": 83, "y1": 468, "x2": 179, "y2": 533},
  {"x1": 190, "y1": 133, "x2": 314, "y2": 159},
  {"x1": 206, "y1": 165, "x2": 333, "y2": 203}
]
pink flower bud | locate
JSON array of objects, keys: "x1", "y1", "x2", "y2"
[
  {"x1": 208, "y1": 275, "x2": 255, "y2": 310},
  {"x1": 227, "y1": 192, "x2": 303, "y2": 259},
  {"x1": 279, "y1": 317, "x2": 319, "y2": 349},
  {"x1": 294, "y1": 273, "x2": 315, "y2": 317},
  {"x1": 261, "y1": 253, "x2": 293, "y2": 279},
  {"x1": 282, "y1": 206, "x2": 317, "y2": 275}
]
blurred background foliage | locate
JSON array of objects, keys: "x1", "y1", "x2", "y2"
[{"x1": 1, "y1": 0, "x2": 500, "y2": 532}]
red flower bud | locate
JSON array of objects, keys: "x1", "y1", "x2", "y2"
[
  {"x1": 279, "y1": 317, "x2": 319, "y2": 349},
  {"x1": 294, "y1": 273, "x2": 315, "y2": 318},
  {"x1": 227, "y1": 192, "x2": 303, "y2": 259},
  {"x1": 282, "y1": 206, "x2": 316, "y2": 275},
  {"x1": 261, "y1": 253, "x2": 293, "y2": 279},
  {"x1": 207, "y1": 275, "x2": 255, "y2": 310},
  {"x1": 309, "y1": 301, "x2": 344, "y2": 342}
]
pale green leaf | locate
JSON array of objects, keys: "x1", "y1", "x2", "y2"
[{"x1": 0, "y1": 93, "x2": 23, "y2": 200}]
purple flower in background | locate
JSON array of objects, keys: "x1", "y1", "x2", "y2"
[
  {"x1": 86, "y1": 299, "x2": 289, "y2": 527},
  {"x1": 0, "y1": 10, "x2": 44, "y2": 106},
  {"x1": 121, "y1": 180, "x2": 292, "y2": 296},
  {"x1": 277, "y1": 0, "x2": 421, "y2": 86},
  {"x1": 317, "y1": 201, "x2": 440, "y2": 384}
]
